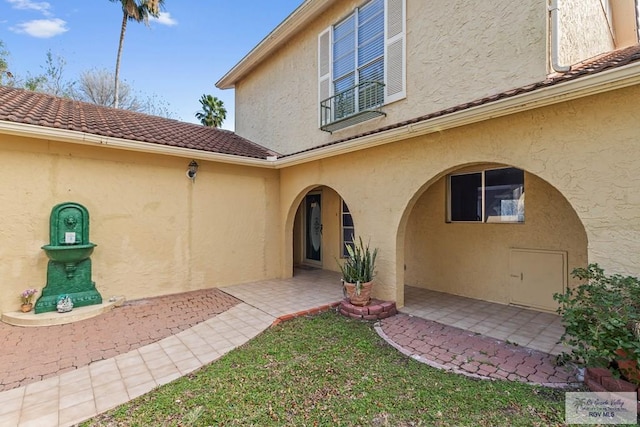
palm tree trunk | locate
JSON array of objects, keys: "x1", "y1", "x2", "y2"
[{"x1": 114, "y1": 13, "x2": 128, "y2": 109}]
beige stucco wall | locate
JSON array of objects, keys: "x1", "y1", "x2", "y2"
[
  {"x1": 557, "y1": 0, "x2": 613, "y2": 66},
  {"x1": 279, "y1": 84, "x2": 640, "y2": 306},
  {"x1": 3, "y1": 85, "x2": 637, "y2": 315},
  {"x1": 235, "y1": 0, "x2": 548, "y2": 155},
  {"x1": 0, "y1": 136, "x2": 280, "y2": 313},
  {"x1": 404, "y1": 172, "x2": 588, "y2": 305}
]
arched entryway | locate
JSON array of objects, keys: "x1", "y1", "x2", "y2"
[
  {"x1": 396, "y1": 163, "x2": 588, "y2": 353},
  {"x1": 289, "y1": 185, "x2": 356, "y2": 275},
  {"x1": 402, "y1": 163, "x2": 588, "y2": 310}
]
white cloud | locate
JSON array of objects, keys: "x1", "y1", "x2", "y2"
[
  {"x1": 150, "y1": 12, "x2": 177, "y2": 26},
  {"x1": 6, "y1": 0, "x2": 52, "y2": 16},
  {"x1": 11, "y1": 18, "x2": 68, "y2": 38}
]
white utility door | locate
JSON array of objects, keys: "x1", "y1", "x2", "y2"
[{"x1": 510, "y1": 248, "x2": 567, "y2": 312}]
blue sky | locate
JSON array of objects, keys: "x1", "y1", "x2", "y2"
[{"x1": 0, "y1": 0, "x2": 303, "y2": 129}]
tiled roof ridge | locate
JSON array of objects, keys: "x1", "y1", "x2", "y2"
[
  {"x1": 282, "y1": 44, "x2": 640, "y2": 158},
  {"x1": 0, "y1": 85, "x2": 279, "y2": 160}
]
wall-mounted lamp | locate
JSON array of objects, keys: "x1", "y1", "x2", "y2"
[{"x1": 186, "y1": 160, "x2": 199, "y2": 181}]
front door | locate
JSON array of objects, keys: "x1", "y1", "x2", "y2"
[{"x1": 304, "y1": 193, "x2": 322, "y2": 265}]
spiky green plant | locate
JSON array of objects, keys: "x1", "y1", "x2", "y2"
[{"x1": 338, "y1": 236, "x2": 378, "y2": 295}]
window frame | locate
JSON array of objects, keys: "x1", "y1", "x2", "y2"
[
  {"x1": 340, "y1": 200, "x2": 355, "y2": 258},
  {"x1": 331, "y1": 0, "x2": 385, "y2": 117},
  {"x1": 446, "y1": 167, "x2": 525, "y2": 224}
]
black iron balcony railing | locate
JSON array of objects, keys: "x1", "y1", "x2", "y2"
[{"x1": 320, "y1": 81, "x2": 386, "y2": 133}]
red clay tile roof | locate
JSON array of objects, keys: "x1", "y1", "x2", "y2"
[
  {"x1": 283, "y1": 44, "x2": 640, "y2": 157},
  {"x1": 2, "y1": 44, "x2": 640, "y2": 161},
  {"x1": 0, "y1": 86, "x2": 277, "y2": 159}
]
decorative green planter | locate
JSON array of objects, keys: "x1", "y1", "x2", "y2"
[{"x1": 34, "y1": 202, "x2": 102, "y2": 314}]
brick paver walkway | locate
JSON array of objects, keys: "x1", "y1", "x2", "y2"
[
  {"x1": 1, "y1": 267, "x2": 579, "y2": 404},
  {"x1": 0, "y1": 289, "x2": 240, "y2": 392},
  {"x1": 377, "y1": 313, "x2": 579, "y2": 387}
]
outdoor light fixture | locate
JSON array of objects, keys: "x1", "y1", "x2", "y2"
[{"x1": 186, "y1": 160, "x2": 199, "y2": 181}]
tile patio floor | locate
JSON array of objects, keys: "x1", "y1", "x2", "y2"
[
  {"x1": 0, "y1": 269, "x2": 576, "y2": 426},
  {"x1": 402, "y1": 286, "x2": 566, "y2": 355}
]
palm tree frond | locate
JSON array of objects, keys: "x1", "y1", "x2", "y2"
[{"x1": 196, "y1": 94, "x2": 226, "y2": 128}]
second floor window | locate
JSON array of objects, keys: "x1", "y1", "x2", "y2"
[
  {"x1": 333, "y1": 0, "x2": 384, "y2": 118},
  {"x1": 319, "y1": 0, "x2": 406, "y2": 130}
]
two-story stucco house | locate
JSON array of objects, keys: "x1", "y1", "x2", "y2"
[
  {"x1": 215, "y1": 0, "x2": 640, "y2": 311},
  {"x1": 0, "y1": 0, "x2": 639, "y2": 316}
]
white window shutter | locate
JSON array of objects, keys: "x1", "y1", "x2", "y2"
[
  {"x1": 384, "y1": 0, "x2": 406, "y2": 103},
  {"x1": 318, "y1": 27, "x2": 332, "y2": 127}
]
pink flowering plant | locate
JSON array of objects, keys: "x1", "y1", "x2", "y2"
[{"x1": 20, "y1": 288, "x2": 38, "y2": 305}]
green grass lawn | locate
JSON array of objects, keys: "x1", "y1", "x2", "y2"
[{"x1": 82, "y1": 311, "x2": 569, "y2": 426}]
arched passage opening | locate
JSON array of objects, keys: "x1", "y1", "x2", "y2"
[
  {"x1": 396, "y1": 162, "x2": 588, "y2": 352},
  {"x1": 402, "y1": 163, "x2": 588, "y2": 310},
  {"x1": 288, "y1": 185, "x2": 356, "y2": 276}
]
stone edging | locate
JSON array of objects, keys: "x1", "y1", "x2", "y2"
[
  {"x1": 338, "y1": 299, "x2": 397, "y2": 320},
  {"x1": 271, "y1": 302, "x2": 342, "y2": 326}
]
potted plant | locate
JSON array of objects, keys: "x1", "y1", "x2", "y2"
[
  {"x1": 554, "y1": 264, "x2": 640, "y2": 384},
  {"x1": 338, "y1": 236, "x2": 378, "y2": 306},
  {"x1": 20, "y1": 288, "x2": 38, "y2": 313}
]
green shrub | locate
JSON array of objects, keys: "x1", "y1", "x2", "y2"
[{"x1": 554, "y1": 264, "x2": 640, "y2": 378}]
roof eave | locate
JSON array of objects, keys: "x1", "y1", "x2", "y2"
[
  {"x1": 0, "y1": 121, "x2": 279, "y2": 168},
  {"x1": 5, "y1": 56, "x2": 638, "y2": 170},
  {"x1": 274, "y1": 61, "x2": 640, "y2": 168},
  {"x1": 216, "y1": 0, "x2": 337, "y2": 90}
]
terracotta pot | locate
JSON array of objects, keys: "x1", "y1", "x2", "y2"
[
  {"x1": 614, "y1": 348, "x2": 640, "y2": 385},
  {"x1": 343, "y1": 281, "x2": 373, "y2": 306},
  {"x1": 20, "y1": 303, "x2": 33, "y2": 313}
]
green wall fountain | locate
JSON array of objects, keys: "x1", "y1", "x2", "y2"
[{"x1": 34, "y1": 202, "x2": 102, "y2": 314}]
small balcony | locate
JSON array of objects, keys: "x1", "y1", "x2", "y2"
[{"x1": 320, "y1": 81, "x2": 386, "y2": 133}]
